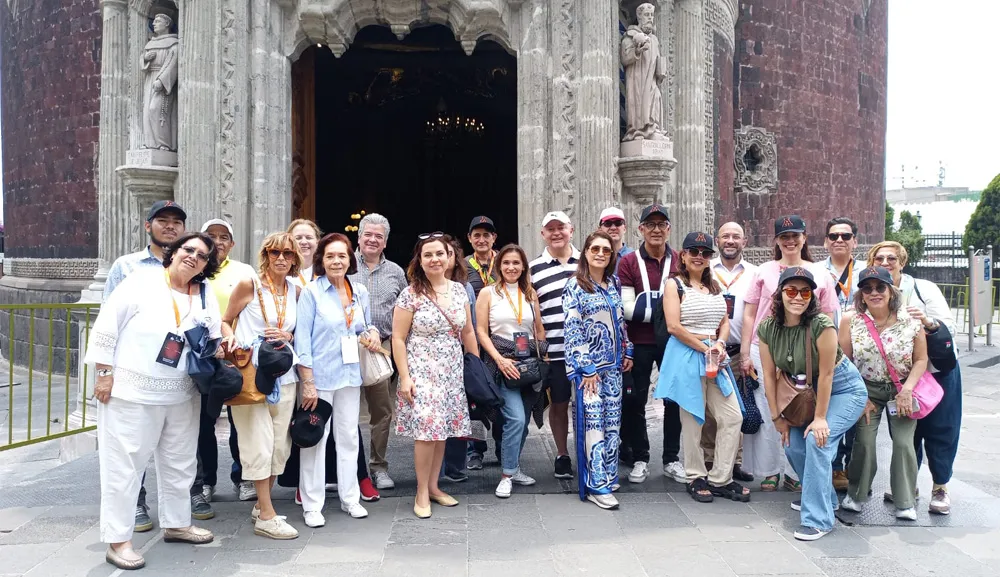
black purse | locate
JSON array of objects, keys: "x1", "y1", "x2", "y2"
[
  {"x1": 913, "y1": 283, "x2": 958, "y2": 372},
  {"x1": 185, "y1": 283, "x2": 222, "y2": 395},
  {"x1": 504, "y1": 344, "x2": 550, "y2": 389}
]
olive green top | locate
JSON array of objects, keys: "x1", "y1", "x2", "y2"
[{"x1": 756, "y1": 314, "x2": 842, "y2": 383}]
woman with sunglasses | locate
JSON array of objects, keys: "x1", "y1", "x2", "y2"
[
  {"x1": 865, "y1": 241, "x2": 960, "y2": 515},
  {"x1": 221, "y1": 232, "x2": 302, "y2": 540},
  {"x1": 393, "y1": 232, "x2": 479, "y2": 518},
  {"x1": 757, "y1": 267, "x2": 867, "y2": 541},
  {"x1": 655, "y1": 232, "x2": 748, "y2": 503},
  {"x1": 87, "y1": 233, "x2": 221, "y2": 570},
  {"x1": 838, "y1": 266, "x2": 927, "y2": 520},
  {"x1": 288, "y1": 219, "x2": 322, "y2": 286},
  {"x1": 563, "y1": 231, "x2": 634, "y2": 510},
  {"x1": 740, "y1": 215, "x2": 839, "y2": 492}
]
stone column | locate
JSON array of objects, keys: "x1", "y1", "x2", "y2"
[
  {"x1": 656, "y1": 0, "x2": 677, "y2": 213},
  {"x1": 672, "y1": 0, "x2": 706, "y2": 244},
  {"x1": 576, "y1": 0, "x2": 619, "y2": 232},
  {"x1": 549, "y1": 0, "x2": 578, "y2": 230}
]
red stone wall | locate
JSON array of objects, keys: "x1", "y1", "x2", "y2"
[
  {"x1": 713, "y1": 31, "x2": 736, "y2": 226},
  {"x1": 732, "y1": 0, "x2": 887, "y2": 247},
  {"x1": 1, "y1": 0, "x2": 101, "y2": 259}
]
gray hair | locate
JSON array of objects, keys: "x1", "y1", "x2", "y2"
[{"x1": 358, "y1": 213, "x2": 391, "y2": 241}]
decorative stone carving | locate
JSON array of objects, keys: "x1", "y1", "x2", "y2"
[
  {"x1": 621, "y1": 3, "x2": 666, "y2": 142},
  {"x1": 617, "y1": 156, "x2": 676, "y2": 246},
  {"x1": 141, "y1": 13, "x2": 178, "y2": 152},
  {"x1": 117, "y1": 164, "x2": 179, "y2": 250},
  {"x1": 734, "y1": 126, "x2": 778, "y2": 193}
]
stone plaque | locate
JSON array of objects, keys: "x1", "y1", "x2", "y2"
[
  {"x1": 620, "y1": 138, "x2": 673, "y2": 159},
  {"x1": 126, "y1": 148, "x2": 178, "y2": 167}
]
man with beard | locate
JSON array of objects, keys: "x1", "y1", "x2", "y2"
[
  {"x1": 617, "y1": 204, "x2": 678, "y2": 483},
  {"x1": 103, "y1": 200, "x2": 190, "y2": 533}
]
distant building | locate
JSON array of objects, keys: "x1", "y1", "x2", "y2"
[{"x1": 886, "y1": 186, "x2": 973, "y2": 204}]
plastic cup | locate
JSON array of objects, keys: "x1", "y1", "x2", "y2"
[{"x1": 705, "y1": 349, "x2": 719, "y2": 379}]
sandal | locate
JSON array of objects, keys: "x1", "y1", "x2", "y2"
[
  {"x1": 733, "y1": 465, "x2": 754, "y2": 483},
  {"x1": 782, "y1": 475, "x2": 802, "y2": 492},
  {"x1": 710, "y1": 481, "x2": 751, "y2": 503},
  {"x1": 760, "y1": 475, "x2": 779, "y2": 492},
  {"x1": 687, "y1": 478, "x2": 714, "y2": 503}
]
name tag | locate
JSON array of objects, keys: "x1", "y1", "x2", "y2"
[
  {"x1": 156, "y1": 332, "x2": 186, "y2": 367},
  {"x1": 723, "y1": 294, "x2": 736, "y2": 319},
  {"x1": 342, "y1": 334, "x2": 360, "y2": 364},
  {"x1": 513, "y1": 332, "x2": 530, "y2": 358}
]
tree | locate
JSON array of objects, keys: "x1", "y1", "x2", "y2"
[
  {"x1": 963, "y1": 173, "x2": 1000, "y2": 254},
  {"x1": 885, "y1": 200, "x2": 925, "y2": 271}
]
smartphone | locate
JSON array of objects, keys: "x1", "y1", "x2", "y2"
[{"x1": 887, "y1": 398, "x2": 920, "y2": 417}]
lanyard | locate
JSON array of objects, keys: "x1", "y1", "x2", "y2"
[
  {"x1": 500, "y1": 284, "x2": 523, "y2": 325},
  {"x1": 298, "y1": 270, "x2": 316, "y2": 285},
  {"x1": 470, "y1": 253, "x2": 496, "y2": 286},
  {"x1": 259, "y1": 275, "x2": 288, "y2": 329},
  {"x1": 338, "y1": 281, "x2": 356, "y2": 329},
  {"x1": 164, "y1": 269, "x2": 193, "y2": 329},
  {"x1": 714, "y1": 267, "x2": 745, "y2": 293},
  {"x1": 833, "y1": 260, "x2": 853, "y2": 299}
]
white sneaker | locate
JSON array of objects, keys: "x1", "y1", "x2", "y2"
[
  {"x1": 303, "y1": 511, "x2": 326, "y2": 528},
  {"x1": 341, "y1": 502, "x2": 368, "y2": 519},
  {"x1": 663, "y1": 461, "x2": 687, "y2": 483},
  {"x1": 896, "y1": 507, "x2": 917, "y2": 521},
  {"x1": 254, "y1": 516, "x2": 299, "y2": 540},
  {"x1": 237, "y1": 481, "x2": 257, "y2": 501},
  {"x1": 373, "y1": 471, "x2": 395, "y2": 490},
  {"x1": 251, "y1": 504, "x2": 260, "y2": 522},
  {"x1": 495, "y1": 477, "x2": 513, "y2": 499},
  {"x1": 840, "y1": 494, "x2": 864, "y2": 512},
  {"x1": 929, "y1": 487, "x2": 951, "y2": 515},
  {"x1": 629, "y1": 461, "x2": 649, "y2": 483},
  {"x1": 511, "y1": 470, "x2": 536, "y2": 486},
  {"x1": 586, "y1": 493, "x2": 620, "y2": 510}
]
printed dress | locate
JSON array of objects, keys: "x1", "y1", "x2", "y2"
[
  {"x1": 563, "y1": 277, "x2": 634, "y2": 499},
  {"x1": 394, "y1": 282, "x2": 472, "y2": 441}
]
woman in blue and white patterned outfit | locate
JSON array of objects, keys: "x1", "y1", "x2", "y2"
[{"x1": 563, "y1": 231, "x2": 634, "y2": 510}]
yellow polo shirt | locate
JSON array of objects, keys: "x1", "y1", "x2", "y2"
[{"x1": 209, "y1": 258, "x2": 257, "y2": 315}]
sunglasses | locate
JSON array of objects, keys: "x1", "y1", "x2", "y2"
[
  {"x1": 874, "y1": 255, "x2": 899, "y2": 264},
  {"x1": 781, "y1": 287, "x2": 813, "y2": 300},
  {"x1": 601, "y1": 219, "x2": 626, "y2": 228},
  {"x1": 588, "y1": 245, "x2": 613, "y2": 256},
  {"x1": 267, "y1": 249, "x2": 297, "y2": 260},
  {"x1": 860, "y1": 282, "x2": 889, "y2": 295},
  {"x1": 418, "y1": 231, "x2": 445, "y2": 240},
  {"x1": 827, "y1": 232, "x2": 854, "y2": 241},
  {"x1": 180, "y1": 245, "x2": 210, "y2": 262},
  {"x1": 686, "y1": 247, "x2": 715, "y2": 259}
]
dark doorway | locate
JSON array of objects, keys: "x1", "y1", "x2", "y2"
[{"x1": 312, "y1": 25, "x2": 517, "y2": 265}]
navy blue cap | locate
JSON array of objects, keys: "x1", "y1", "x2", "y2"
[
  {"x1": 857, "y1": 266, "x2": 893, "y2": 287},
  {"x1": 778, "y1": 266, "x2": 817, "y2": 290},
  {"x1": 682, "y1": 231, "x2": 714, "y2": 250},
  {"x1": 774, "y1": 215, "x2": 806, "y2": 236},
  {"x1": 147, "y1": 200, "x2": 187, "y2": 222},
  {"x1": 640, "y1": 203, "x2": 669, "y2": 222},
  {"x1": 468, "y1": 216, "x2": 496, "y2": 234}
]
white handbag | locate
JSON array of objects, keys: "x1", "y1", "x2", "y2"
[{"x1": 359, "y1": 339, "x2": 393, "y2": 387}]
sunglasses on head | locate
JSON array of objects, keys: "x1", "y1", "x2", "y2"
[
  {"x1": 860, "y1": 282, "x2": 888, "y2": 295},
  {"x1": 180, "y1": 245, "x2": 210, "y2": 262},
  {"x1": 601, "y1": 219, "x2": 626, "y2": 228},
  {"x1": 827, "y1": 232, "x2": 854, "y2": 241},
  {"x1": 418, "y1": 231, "x2": 445, "y2": 240},
  {"x1": 781, "y1": 286, "x2": 813, "y2": 300},
  {"x1": 686, "y1": 247, "x2": 714, "y2": 259},
  {"x1": 267, "y1": 249, "x2": 297, "y2": 260},
  {"x1": 588, "y1": 245, "x2": 613, "y2": 256}
]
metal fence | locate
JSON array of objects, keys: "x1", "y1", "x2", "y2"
[
  {"x1": 917, "y1": 233, "x2": 968, "y2": 268},
  {"x1": 0, "y1": 303, "x2": 99, "y2": 452},
  {"x1": 938, "y1": 281, "x2": 1000, "y2": 330}
]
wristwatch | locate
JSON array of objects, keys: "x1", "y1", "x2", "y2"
[{"x1": 96, "y1": 368, "x2": 113, "y2": 377}]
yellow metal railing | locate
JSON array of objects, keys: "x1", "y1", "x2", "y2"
[
  {"x1": 936, "y1": 280, "x2": 1000, "y2": 329},
  {"x1": 1, "y1": 303, "x2": 99, "y2": 452}
]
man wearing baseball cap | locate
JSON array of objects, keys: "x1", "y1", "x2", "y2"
[
  {"x1": 528, "y1": 210, "x2": 580, "y2": 479},
  {"x1": 598, "y1": 207, "x2": 634, "y2": 260}
]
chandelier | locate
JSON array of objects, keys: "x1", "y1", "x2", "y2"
[{"x1": 425, "y1": 98, "x2": 484, "y2": 136}]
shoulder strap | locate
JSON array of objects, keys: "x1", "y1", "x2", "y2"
[
  {"x1": 199, "y1": 282, "x2": 207, "y2": 309},
  {"x1": 637, "y1": 254, "x2": 652, "y2": 293},
  {"x1": 673, "y1": 276, "x2": 684, "y2": 301},
  {"x1": 912, "y1": 280, "x2": 926, "y2": 304},
  {"x1": 804, "y1": 319, "x2": 814, "y2": 386},
  {"x1": 859, "y1": 314, "x2": 903, "y2": 387},
  {"x1": 428, "y1": 291, "x2": 462, "y2": 340}
]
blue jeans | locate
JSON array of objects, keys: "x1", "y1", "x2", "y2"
[
  {"x1": 785, "y1": 359, "x2": 867, "y2": 531},
  {"x1": 832, "y1": 424, "x2": 857, "y2": 472},
  {"x1": 499, "y1": 385, "x2": 533, "y2": 475},
  {"x1": 442, "y1": 438, "x2": 468, "y2": 477},
  {"x1": 915, "y1": 366, "x2": 962, "y2": 485}
]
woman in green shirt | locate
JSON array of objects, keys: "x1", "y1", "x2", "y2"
[{"x1": 757, "y1": 267, "x2": 867, "y2": 541}]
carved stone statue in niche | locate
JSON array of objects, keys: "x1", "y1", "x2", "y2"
[
  {"x1": 142, "y1": 13, "x2": 179, "y2": 151},
  {"x1": 621, "y1": 3, "x2": 666, "y2": 142}
]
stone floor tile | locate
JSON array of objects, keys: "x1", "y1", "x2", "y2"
[
  {"x1": 632, "y1": 543, "x2": 736, "y2": 577},
  {"x1": 297, "y1": 530, "x2": 388, "y2": 564},
  {"x1": 677, "y1": 498, "x2": 758, "y2": 517},
  {"x1": 388, "y1": 517, "x2": 467, "y2": 546},
  {"x1": 813, "y1": 557, "x2": 946, "y2": 577},
  {"x1": 542, "y1": 513, "x2": 625, "y2": 544},
  {"x1": 786, "y1": 526, "x2": 888, "y2": 559},
  {"x1": 927, "y1": 526, "x2": 1000, "y2": 561},
  {"x1": 0, "y1": 542, "x2": 62, "y2": 574},
  {"x1": 550, "y1": 542, "x2": 644, "y2": 576},
  {"x1": 691, "y1": 513, "x2": 785, "y2": 542},
  {"x1": 0, "y1": 514, "x2": 97, "y2": 545},
  {"x1": 469, "y1": 558, "x2": 559, "y2": 577},
  {"x1": 713, "y1": 540, "x2": 823, "y2": 575},
  {"x1": 467, "y1": 503, "x2": 543, "y2": 530},
  {"x1": 612, "y1": 501, "x2": 694, "y2": 531},
  {"x1": 292, "y1": 561, "x2": 380, "y2": 577},
  {"x1": 467, "y1": 528, "x2": 551, "y2": 561},
  {"x1": 0, "y1": 506, "x2": 49, "y2": 532},
  {"x1": 206, "y1": 548, "x2": 298, "y2": 575},
  {"x1": 379, "y1": 543, "x2": 468, "y2": 577},
  {"x1": 138, "y1": 540, "x2": 220, "y2": 571}
]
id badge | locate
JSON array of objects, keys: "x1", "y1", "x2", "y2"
[
  {"x1": 156, "y1": 332, "x2": 186, "y2": 367},
  {"x1": 342, "y1": 334, "x2": 360, "y2": 364},
  {"x1": 723, "y1": 294, "x2": 736, "y2": 319},
  {"x1": 513, "y1": 332, "x2": 530, "y2": 358}
]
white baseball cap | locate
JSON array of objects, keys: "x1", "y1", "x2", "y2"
[
  {"x1": 541, "y1": 211, "x2": 572, "y2": 227},
  {"x1": 200, "y1": 218, "x2": 234, "y2": 236},
  {"x1": 599, "y1": 207, "x2": 625, "y2": 224}
]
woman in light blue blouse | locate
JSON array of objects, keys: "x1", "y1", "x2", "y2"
[{"x1": 295, "y1": 233, "x2": 381, "y2": 528}]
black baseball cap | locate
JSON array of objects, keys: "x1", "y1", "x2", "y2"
[
  {"x1": 468, "y1": 216, "x2": 496, "y2": 234},
  {"x1": 147, "y1": 200, "x2": 187, "y2": 222},
  {"x1": 289, "y1": 398, "x2": 333, "y2": 448},
  {"x1": 682, "y1": 231, "x2": 714, "y2": 251},
  {"x1": 205, "y1": 359, "x2": 244, "y2": 420},
  {"x1": 640, "y1": 203, "x2": 669, "y2": 222},
  {"x1": 774, "y1": 215, "x2": 806, "y2": 236},
  {"x1": 778, "y1": 266, "x2": 817, "y2": 290},
  {"x1": 857, "y1": 266, "x2": 893, "y2": 287},
  {"x1": 255, "y1": 340, "x2": 294, "y2": 396}
]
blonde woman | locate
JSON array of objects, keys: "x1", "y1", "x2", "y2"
[{"x1": 287, "y1": 219, "x2": 321, "y2": 286}]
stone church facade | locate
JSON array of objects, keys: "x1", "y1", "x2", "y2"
[{"x1": 1, "y1": 0, "x2": 888, "y2": 307}]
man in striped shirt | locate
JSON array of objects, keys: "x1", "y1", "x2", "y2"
[{"x1": 529, "y1": 210, "x2": 581, "y2": 479}]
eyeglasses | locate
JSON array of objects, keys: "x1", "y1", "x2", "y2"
[
  {"x1": 180, "y1": 245, "x2": 210, "y2": 262},
  {"x1": 601, "y1": 219, "x2": 626, "y2": 228},
  {"x1": 418, "y1": 231, "x2": 445, "y2": 240},
  {"x1": 827, "y1": 232, "x2": 854, "y2": 241},
  {"x1": 860, "y1": 283, "x2": 889, "y2": 295},
  {"x1": 874, "y1": 255, "x2": 899, "y2": 264},
  {"x1": 686, "y1": 248, "x2": 715, "y2": 259},
  {"x1": 267, "y1": 249, "x2": 297, "y2": 260},
  {"x1": 588, "y1": 245, "x2": 613, "y2": 256},
  {"x1": 641, "y1": 221, "x2": 670, "y2": 231},
  {"x1": 781, "y1": 287, "x2": 813, "y2": 300}
]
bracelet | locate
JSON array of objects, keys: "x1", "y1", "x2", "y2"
[
  {"x1": 96, "y1": 368, "x2": 113, "y2": 377},
  {"x1": 302, "y1": 379, "x2": 315, "y2": 385}
]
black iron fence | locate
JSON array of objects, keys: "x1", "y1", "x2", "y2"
[{"x1": 916, "y1": 233, "x2": 967, "y2": 268}]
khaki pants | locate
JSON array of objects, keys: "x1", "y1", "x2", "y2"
[
  {"x1": 363, "y1": 338, "x2": 396, "y2": 473},
  {"x1": 701, "y1": 352, "x2": 743, "y2": 466},
  {"x1": 229, "y1": 383, "x2": 296, "y2": 481},
  {"x1": 681, "y1": 377, "x2": 743, "y2": 486}
]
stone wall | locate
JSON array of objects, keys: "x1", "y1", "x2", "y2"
[
  {"x1": 712, "y1": 29, "x2": 735, "y2": 228},
  {"x1": 0, "y1": 0, "x2": 101, "y2": 260},
  {"x1": 732, "y1": 0, "x2": 888, "y2": 247}
]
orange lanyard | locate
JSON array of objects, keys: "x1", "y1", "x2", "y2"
[
  {"x1": 260, "y1": 275, "x2": 288, "y2": 329},
  {"x1": 164, "y1": 269, "x2": 193, "y2": 329},
  {"x1": 714, "y1": 268, "x2": 745, "y2": 292},
  {"x1": 298, "y1": 270, "x2": 316, "y2": 285},
  {"x1": 501, "y1": 284, "x2": 523, "y2": 325},
  {"x1": 339, "y1": 281, "x2": 356, "y2": 328},
  {"x1": 835, "y1": 260, "x2": 853, "y2": 298},
  {"x1": 471, "y1": 254, "x2": 496, "y2": 286}
]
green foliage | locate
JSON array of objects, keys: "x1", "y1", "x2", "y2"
[
  {"x1": 963, "y1": 173, "x2": 1000, "y2": 254},
  {"x1": 885, "y1": 201, "x2": 925, "y2": 271}
]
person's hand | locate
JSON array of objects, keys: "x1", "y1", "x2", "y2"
[
  {"x1": 144, "y1": 51, "x2": 155, "y2": 62},
  {"x1": 497, "y1": 358, "x2": 521, "y2": 380},
  {"x1": 622, "y1": 358, "x2": 634, "y2": 373},
  {"x1": 740, "y1": 352, "x2": 753, "y2": 374},
  {"x1": 221, "y1": 335, "x2": 237, "y2": 353},
  {"x1": 153, "y1": 79, "x2": 164, "y2": 93},
  {"x1": 95, "y1": 375, "x2": 113, "y2": 404},
  {"x1": 805, "y1": 417, "x2": 830, "y2": 448},
  {"x1": 300, "y1": 382, "x2": 318, "y2": 411},
  {"x1": 773, "y1": 417, "x2": 790, "y2": 447},
  {"x1": 580, "y1": 374, "x2": 599, "y2": 396},
  {"x1": 263, "y1": 327, "x2": 291, "y2": 342},
  {"x1": 399, "y1": 377, "x2": 416, "y2": 405},
  {"x1": 214, "y1": 346, "x2": 225, "y2": 359},
  {"x1": 906, "y1": 306, "x2": 936, "y2": 330},
  {"x1": 359, "y1": 332, "x2": 382, "y2": 353},
  {"x1": 862, "y1": 400, "x2": 877, "y2": 425},
  {"x1": 895, "y1": 389, "x2": 914, "y2": 417}
]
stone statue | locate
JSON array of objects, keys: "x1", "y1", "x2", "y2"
[
  {"x1": 141, "y1": 13, "x2": 179, "y2": 151},
  {"x1": 621, "y1": 3, "x2": 666, "y2": 141}
]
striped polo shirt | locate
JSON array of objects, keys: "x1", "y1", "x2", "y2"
[{"x1": 529, "y1": 246, "x2": 581, "y2": 361}]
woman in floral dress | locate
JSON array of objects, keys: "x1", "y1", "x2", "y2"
[
  {"x1": 392, "y1": 234, "x2": 479, "y2": 519},
  {"x1": 563, "y1": 231, "x2": 634, "y2": 510}
]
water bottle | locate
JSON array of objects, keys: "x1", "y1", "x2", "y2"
[{"x1": 794, "y1": 374, "x2": 808, "y2": 390}]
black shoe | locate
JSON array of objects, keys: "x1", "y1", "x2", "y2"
[
  {"x1": 733, "y1": 465, "x2": 754, "y2": 483},
  {"x1": 134, "y1": 505, "x2": 153, "y2": 533},
  {"x1": 554, "y1": 455, "x2": 573, "y2": 479},
  {"x1": 191, "y1": 493, "x2": 215, "y2": 520}
]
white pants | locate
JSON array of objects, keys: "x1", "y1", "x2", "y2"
[
  {"x1": 299, "y1": 386, "x2": 361, "y2": 512},
  {"x1": 98, "y1": 396, "x2": 199, "y2": 543},
  {"x1": 741, "y1": 344, "x2": 797, "y2": 480}
]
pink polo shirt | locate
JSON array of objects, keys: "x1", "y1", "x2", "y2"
[{"x1": 744, "y1": 260, "x2": 839, "y2": 346}]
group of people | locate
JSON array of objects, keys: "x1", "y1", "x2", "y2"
[{"x1": 88, "y1": 200, "x2": 964, "y2": 570}]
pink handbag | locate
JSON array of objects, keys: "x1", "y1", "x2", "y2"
[{"x1": 860, "y1": 314, "x2": 943, "y2": 419}]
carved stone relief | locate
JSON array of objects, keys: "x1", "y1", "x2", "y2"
[{"x1": 734, "y1": 126, "x2": 778, "y2": 193}]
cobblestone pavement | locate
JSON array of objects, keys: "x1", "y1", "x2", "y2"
[{"x1": 1, "y1": 341, "x2": 998, "y2": 576}]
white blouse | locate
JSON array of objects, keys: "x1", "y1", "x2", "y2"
[
  {"x1": 85, "y1": 267, "x2": 222, "y2": 405},
  {"x1": 234, "y1": 276, "x2": 300, "y2": 386}
]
